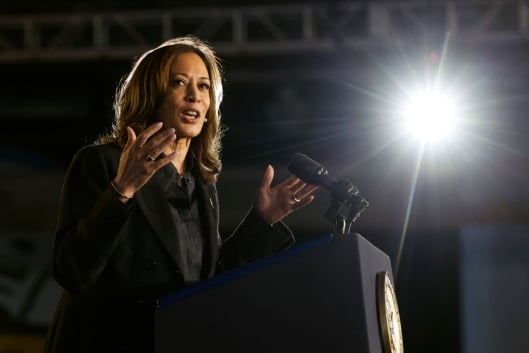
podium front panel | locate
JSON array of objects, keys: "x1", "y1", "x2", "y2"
[{"x1": 154, "y1": 233, "x2": 393, "y2": 353}]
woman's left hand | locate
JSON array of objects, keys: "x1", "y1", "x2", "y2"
[{"x1": 254, "y1": 165, "x2": 318, "y2": 225}]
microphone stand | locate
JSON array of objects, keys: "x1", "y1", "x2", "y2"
[{"x1": 324, "y1": 192, "x2": 369, "y2": 236}]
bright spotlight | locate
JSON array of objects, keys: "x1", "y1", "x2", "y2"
[{"x1": 401, "y1": 89, "x2": 459, "y2": 144}]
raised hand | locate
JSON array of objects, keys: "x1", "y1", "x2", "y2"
[
  {"x1": 254, "y1": 165, "x2": 318, "y2": 225},
  {"x1": 111, "y1": 122, "x2": 178, "y2": 199}
]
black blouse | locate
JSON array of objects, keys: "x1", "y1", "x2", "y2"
[{"x1": 160, "y1": 161, "x2": 206, "y2": 283}]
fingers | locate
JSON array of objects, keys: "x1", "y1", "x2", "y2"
[
  {"x1": 151, "y1": 150, "x2": 178, "y2": 168},
  {"x1": 289, "y1": 180, "x2": 318, "y2": 209},
  {"x1": 144, "y1": 128, "x2": 177, "y2": 161},
  {"x1": 281, "y1": 174, "x2": 316, "y2": 191},
  {"x1": 287, "y1": 176, "x2": 317, "y2": 196},
  {"x1": 263, "y1": 166, "x2": 316, "y2": 196},
  {"x1": 280, "y1": 174, "x2": 300, "y2": 188},
  {"x1": 294, "y1": 194, "x2": 315, "y2": 209},
  {"x1": 294, "y1": 182, "x2": 318, "y2": 195},
  {"x1": 134, "y1": 122, "x2": 177, "y2": 162},
  {"x1": 135, "y1": 122, "x2": 164, "y2": 146},
  {"x1": 125, "y1": 126, "x2": 137, "y2": 149},
  {"x1": 272, "y1": 169, "x2": 318, "y2": 203},
  {"x1": 291, "y1": 186, "x2": 317, "y2": 206},
  {"x1": 253, "y1": 165, "x2": 318, "y2": 225},
  {"x1": 260, "y1": 165, "x2": 274, "y2": 189}
]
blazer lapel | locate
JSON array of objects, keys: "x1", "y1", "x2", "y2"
[
  {"x1": 195, "y1": 179, "x2": 221, "y2": 278},
  {"x1": 134, "y1": 166, "x2": 185, "y2": 271}
]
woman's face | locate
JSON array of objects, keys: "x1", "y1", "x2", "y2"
[{"x1": 156, "y1": 51, "x2": 211, "y2": 139}]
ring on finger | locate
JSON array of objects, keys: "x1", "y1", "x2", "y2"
[
  {"x1": 146, "y1": 153, "x2": 156, "y2": 162},
  {"x1": 292, "y1": 194, "x2": 301, "y2": 203}
]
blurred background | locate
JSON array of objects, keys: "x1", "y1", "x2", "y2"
[{"x1": 1, "y1": 0, "x2": 528, "y2": 352}]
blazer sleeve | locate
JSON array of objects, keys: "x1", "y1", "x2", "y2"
[
  {"x1": 219, "y1": 207, "x2": 296, "y2": 271},
  {"x1": 51, "y1": 145, "x2": 134, "y2": 293}
]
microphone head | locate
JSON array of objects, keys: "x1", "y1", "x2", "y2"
[{"x1": 287, "y1": 153, "x2": 328, "y2": 185}]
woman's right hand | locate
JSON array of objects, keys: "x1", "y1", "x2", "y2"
[{"x1": 111, "y1": 122, "x2": 178, "y2": 199}]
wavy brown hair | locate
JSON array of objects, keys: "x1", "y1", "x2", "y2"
[{"x1": 97, "y1": 36, "x2": 224, "y2": 184}]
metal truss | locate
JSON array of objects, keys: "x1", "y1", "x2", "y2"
[{"x1": 0, "y1": 0, "x2": 528, "y2": 62}]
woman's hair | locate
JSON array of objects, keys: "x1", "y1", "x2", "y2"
[{"x1": 97, "y1": 35, "x2": 224, "y2": 184}]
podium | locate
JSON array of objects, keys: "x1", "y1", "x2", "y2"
[{"x1": 153, "y1": 233, "x2": 395, "y2": 353}]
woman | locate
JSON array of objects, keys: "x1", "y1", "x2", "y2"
[{"x1": 43, "y1": 36, "x2": 316, "y2": 353}]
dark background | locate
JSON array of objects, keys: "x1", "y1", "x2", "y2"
[{"x1": 1, "y1": 1, "x2": 529, "y2": 353}]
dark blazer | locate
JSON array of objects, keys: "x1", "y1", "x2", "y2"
[{"x1": 43, "y1": 143, "x2": 295, "y2": 353}]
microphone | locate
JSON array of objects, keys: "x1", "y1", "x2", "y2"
[{"x1": 287, "y1": 153, "x2": 359, "y2": 205}]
